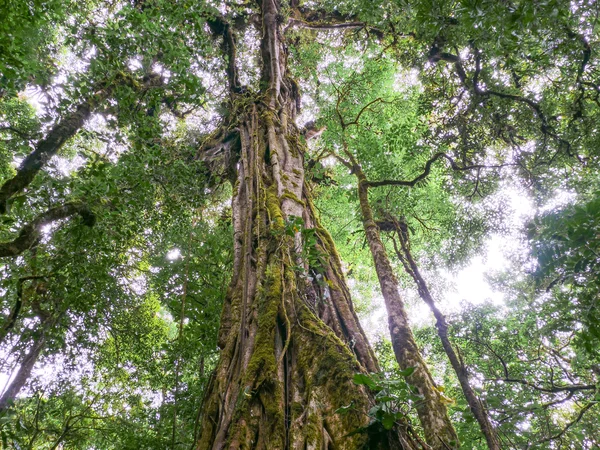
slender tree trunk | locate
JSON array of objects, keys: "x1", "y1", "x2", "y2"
[
  {"x1": 351, "y1": 162, "x2": 459, "y2": 449},
  {"x1": 197, "y1": 2, "x2": 422, "y2": 448},
  {"x1": 389, "y1": 217, "x2": 501, "y2": 450},
  {"x1": 0, "y1": 314, "x2": 55, "y2": 411},
  {"x1": 0, "y1": 275, "x2": 52, "y2": 347}
]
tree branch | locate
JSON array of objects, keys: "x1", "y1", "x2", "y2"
[
  {"x1": 287, "y1": 18, "x2": 365, "y2": 31},
  {"x1": 364, "y1": 152, "x2": 510, "y2": 188},
  {"x1": 491, "y1": 377, "x2": 596, "y2": 394},
  {"x1": 0, "y1": 73, "x2": 163, "y2": 214},
  {"x1": 0, "y1": 104, "x2": 94, "y2": 214},
  {"x1": 539, "y1": 402, "x2": 596, "y2": 444},
  {"x1": 343, "y1": 97, "x2": 386, "y2": 129},
  {"x1": 0, "y1": 126, "x2": 39, "y2": 142},
  {"x1": 430, "y1": 46, "x2": 579, "y2": 162},
  {"x1": 287, "y1": 6, "x2": 383, "y2": 38},
  {"x1": 0, "y1": 275, "x2": 53, "y2": 346},
  {"x1": 207, "y1": 16, "x2": 243, "y2": 93},
  {"x1": 0, "y1": 203, "x2": 95, "y2": 258}
]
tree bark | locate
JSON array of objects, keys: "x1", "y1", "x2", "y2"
[
  {"x1": 351, "y1": 162, "x2": 459, "y2": 449},
  {"x1": 196, "y1": 2, "x2": 422, "y2": 448},
  {"x1": 0, "y1": 103, "x2": 92, "y2": 214},
  {"x1": 389, "y1": 217, "x2": 501, "y2": 450}
]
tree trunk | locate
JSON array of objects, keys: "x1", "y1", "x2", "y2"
[
  {"x1": 352, "y1": 163, "x2": 459, "y2": 449},
  {"x1": 389, "y1": 218, "x2": 501, "y2": 450},
  {"x1": 197, "y1": 2, "x2": 422, "y2": 448},
  {"x1": 0, "y1": 314, "x2": 56, "y2": 411}
]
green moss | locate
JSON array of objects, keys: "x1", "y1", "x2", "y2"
[
  {"x1": 266, "y1": 185, "x2": 284, "y2": 231},
  {"x1": 235, "y1": 262, "x2": 285, "y2": 448},
  {"x1": 294, "y1": 302, "x2": 370, "y2": 447},
  {"x1": 285, "y1": 134, "x2": 299, "y2": 157},
  {"x1": 257, "y1": 139, "x2": 266, "y2": 160},
  {"x1": 305, "y1": 193, "x2": 342, "y2": 263},
  {"x1": 306, "y1": 194, "x2": 350, "y2": 289},
  {"x1": 291, "y1": 401, "x2": 304, "y2": 416},
  {"x1": 261, "y1": 109, "x2": 276, "y2": 127},
  {"x1": 244, "y1": 264, "x2": 280, "y2": 382},
  {"x1": 281, "y1": 190, "x2": 305, "y2": 206},
  {"x1": 305, "y1": 413, "x2": 322, "y2": 447}
]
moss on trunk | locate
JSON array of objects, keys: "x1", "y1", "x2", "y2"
[
  {"x1": 350, "y1": 161, "x2": 460, "y2": 449},
  {"x1": 198, "y1": 100, "x2": 420, "y2": 448}
]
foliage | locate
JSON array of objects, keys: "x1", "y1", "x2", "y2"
[
  {"x1": 0, "y1": 0, "x2": 599, "y2": 448},
  {"x1": 351, "y1": 370, "x2": 418, "y2": 431},
  {"x1": 530, "y1": 190, "x2": 600, "y2": 356}
]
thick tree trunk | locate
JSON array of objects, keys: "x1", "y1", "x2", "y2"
[
  {"x1": 197, "y1": 88, "x2": 421, "y2": 450},
  {"x1": 390, "y1": 219, "x2": 501, "y2": 450},
  {"x1": 351, "y1": 164, "x2": 459, "y2": 450},
  {"x1": 197, "y1": 2, "x2": 423, "y2": 448}
]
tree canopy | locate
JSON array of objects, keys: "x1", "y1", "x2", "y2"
[{"x1": 0, "y1": 0, "x2": 599, "y2": 448}]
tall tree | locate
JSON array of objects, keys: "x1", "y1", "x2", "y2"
[{"x1": 196, "y1": 3, "x2": 419, "y2": 448}]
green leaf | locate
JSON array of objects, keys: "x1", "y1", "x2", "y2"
[
  {"x1": 353, "y1": 373, "x2": 377, "y2": 390},
  {"x1": 398, "y1": 367, "x2": 415, "y2": 377},
  {"x1": 381, "y1": 412, "x2": 396, "y2": 430}
]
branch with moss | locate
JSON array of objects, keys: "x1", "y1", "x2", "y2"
[{"x1": 0, "y1": 203, "x2": 95, "y2": 258}]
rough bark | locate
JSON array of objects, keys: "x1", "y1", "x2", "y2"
[
  {"x1": 351, "y1": 162, "x2": 459, "y2": 449},
  {"x1": 195, "y1": 64, "x2": 409, "y2": 450},
  {"x1": 0, "y1": 103, "x2": 94, "y2": 214},
  {"x1": 389, "y1": 218, "x2": 501, "y2": 450},
  {"x1": 196, "y1": 2, "x2": 422, "y2": 448}
]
